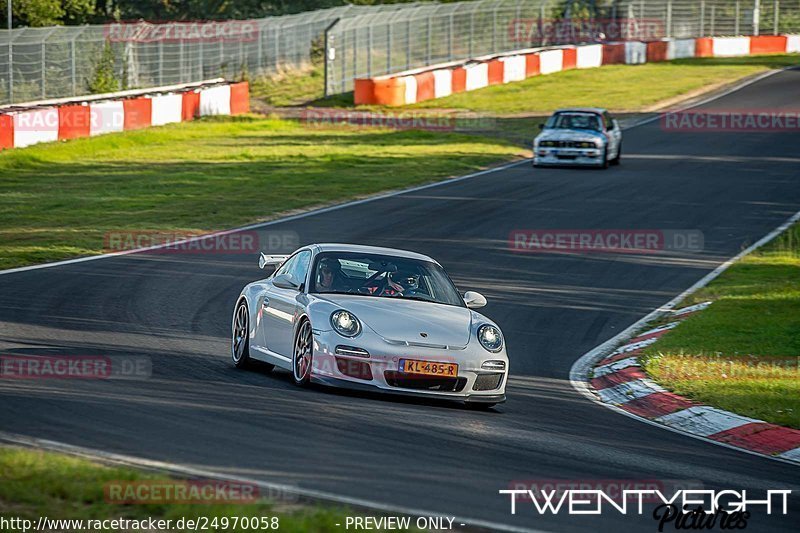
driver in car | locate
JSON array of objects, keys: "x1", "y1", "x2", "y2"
[
  {"x1": 381, "y1": 270, "x2": 420, "y2": 297},
  {"x1": 317, "y1": 258, "x2": 345, "y2": 292}
]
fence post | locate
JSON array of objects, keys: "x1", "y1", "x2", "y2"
[
  {"x1": 469, "y1": 9, "x2": 474, "y2": 57},
  {"x1": 700, "y1": 1, "x2": 705, "y2": 35},
  {"x1": 406, "y1": 18, "x2": 411, "y2": 70},
  {"x1": 710, "y1": 4, "x2": 716, "y2": 35},
  {"x1": 773, "y1": 0, "x2": 779, "y2": 34},
  {"x1": 179, "y1": 39, "x2": 184, "y2": 83},
  {"x1": 449, "y1": 12, "x2": 454, "y2": 61},
  {"x1": 367, "y1": 24, "x2": 372, "y2": 78},
  {"x1": 386, "y1": 21, "x2": 392, "y2": 74},
  {"x1": 426, "y1": 15, "x2": 431, "y2": 65},
  {"x1": 71, "y1": 38, "x2": 76, "y2": 96},
  {"x1": 41, "y1": 41, "x2": 45, "y2": 98},
  {"x1": 492, "y1": 4, "x2": 499, "y2": 52},
  {"x1": 753, "y1": 0, "x2": 760, "y2": 36},
  {"x1": 159, "y1": 41, "x2": 164, "y2": 85},
  {"x1": 667, "y1": 0, "x2": 672, "y2": 38},
  {"x1": 735, "y1": 1, "x2": 740, "y2": 35},
  {"x1": 323, "y1": 18, "x2": 339, "y2": 97}
]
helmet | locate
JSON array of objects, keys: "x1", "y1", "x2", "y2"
[
  {"x1": 319, "y1": 257, "x2": 341, "y2": 274},
  {"x1": 388, "y1": 270, "x2": 419, "y2": 291}
]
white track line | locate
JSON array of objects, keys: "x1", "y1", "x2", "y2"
[{"x1": 0, "y1": 431, "x2": 548, "y2": 533}]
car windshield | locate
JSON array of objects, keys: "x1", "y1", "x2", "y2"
[
  {"x1": 547, "y1": 112, "x2": 602, "y2": 131},
  {"x1": 310, "y1": 251, "x2": 465, "y2": 307}
]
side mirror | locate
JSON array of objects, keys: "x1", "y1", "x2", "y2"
[
  {"x1": 538, "y1": 123, "x2": 545, "y2": 130},
  {"x1": 259, "y1": 252, "x2": 288, "y2": 270},
  {"x1": 463, "y1": 291, "x2": 487, "y2": 309},
  {"x1": 273, "y1": 273, "x2": 299, "y2": 290}
]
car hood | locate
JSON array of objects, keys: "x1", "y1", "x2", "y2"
[
  {"x1": 317, "y1": 294, "x2": 472, "y2": 349},
  {"x1": 536, "y1": 129, "x2": 606, "y2": 142}
]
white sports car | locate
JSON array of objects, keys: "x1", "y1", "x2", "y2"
[
  {"x1": 533, "y1": 107, "x2": 622, "y2": 168},
  {"x1": 231, "y1": 244, "x2": 508, "y2": 407}
]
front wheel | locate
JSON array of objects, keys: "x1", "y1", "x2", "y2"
[
  {"x1": 599, "y1": 146, "x2": 609, "y2": 169},
  {"x1": 231, "y1": 300, "x2": 252, "y2": 368},
  {"x1": 292, "y1": 320, "x2": 314, "y2": 386}
]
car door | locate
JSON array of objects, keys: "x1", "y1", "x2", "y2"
[
  {"x1": 604, "y1": 111, "x2": 622, "y2": 156},
  {"x1": 264, "y1": 250, "x2": 311, "y2": 358}
]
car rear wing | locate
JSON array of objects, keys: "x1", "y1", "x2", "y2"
[{"x1": 258, "y1": 253, "x2": 289, "y2": 270}]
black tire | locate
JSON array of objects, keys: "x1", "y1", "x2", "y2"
[
  {"x1": 611, "y1": 142, "x2": 622, "y2": 165},
  {"x1": 599, "y1": 146, "x2": 609, "y2": 169},
  {"x1": 292, "y1": 319, "x2": 313, "y2": 386},
  {"x1": 231, "y1": 300, "x2": 252, "y2": 369}
]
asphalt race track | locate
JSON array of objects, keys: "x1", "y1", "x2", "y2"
[{"x1": 2, "y1": 70, "x2": 800, "y2": 532}]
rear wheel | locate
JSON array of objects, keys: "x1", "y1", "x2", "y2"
[
  {"x1": 611, "y1": 142, "x2": 622, "y2": 165},
  {"x1": 231, "y1": 300, "x2": 251, "y2": 369},
  {"x1": 292, "y1": 320, "x2": 313, "y2": 386}
]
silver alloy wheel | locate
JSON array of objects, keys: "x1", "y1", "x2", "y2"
[
  {"x1": 232, "y1": 302, "x2": 248, "y2": 364},
  {"x1": 293, "y1": 320, "x2": 313, "y2": 384}
]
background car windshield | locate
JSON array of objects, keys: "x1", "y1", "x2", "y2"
[
  {"x1": 310, "y1": 252, "x2": 464, "y2": 306},
  {"x1": 547, "y1": 113, "x2": 602, "y2": 131}
]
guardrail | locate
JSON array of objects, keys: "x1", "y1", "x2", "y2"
[{"x1": 0, "y1": 80, "x2": 249, "y2": 150}]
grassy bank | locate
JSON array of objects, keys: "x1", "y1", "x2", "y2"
[
  {"x1": 0, "y1": 116, "x2": 523, "y2": 270},
  {"x1": 641, "y1": 222, "x2": 800, "y2": 429},
  {"x1": 0, "y1": 446, "x2": 374, "y2": 532}
]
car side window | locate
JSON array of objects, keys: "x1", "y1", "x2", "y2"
[
  {"x1": 603, "y1": 112, "x2": 614, "y2": 131},
  {"x1": 274, "y1": 254, "x2": 298, "y2": 278},
  {"x1": 289, "y1": 251, "x2": 312, "y2": 287}
]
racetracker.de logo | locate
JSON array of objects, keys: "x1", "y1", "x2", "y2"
[
  {"x1": 509, "y1": 229, "x2": 704, "y2": 254},
  {"x1": 299, "y1": 109, "x2": 494, "y2": 132},
  {"x1": 661, "y1": 110, "x2": 800, "y2": 132},
  {"x1": 0, "y1": 355, "x2": 151, "y2": 380},
  {"x1": 508, "y1": 18, "x2": 665, "y2": 43},
  {"x1": 104, "y1": 20, "x2": 259, "y2": 43},
  {"x1": 104, "y1": 480, "x2": 260, "y2": 504}
]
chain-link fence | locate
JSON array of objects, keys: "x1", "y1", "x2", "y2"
[
  {"x1": 325, "y1": 0, "x2": 800, "y2": 95},
  {"x1": 0, "y1": 3, "x2": 421, "y2": 105}
]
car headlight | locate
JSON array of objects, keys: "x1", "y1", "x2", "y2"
[
  {"x1": 477, "y1": 324, "x2": 503, "y2": 353},
  {"x1": 331, "y1": 310, "x2": 361, "y2": 337},
  {"x1": 539, "y1": 140, "x2": 554, "y2": 147}
]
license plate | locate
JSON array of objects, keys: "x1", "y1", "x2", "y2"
[{"x1": 399, "y1": 359, "x2": 458, "y2": 377}]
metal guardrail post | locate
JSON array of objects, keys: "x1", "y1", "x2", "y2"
[
  {"x1": 71, "y1": 37, "x2": 77, "y2": 96},
  {"x1": 753, "y1": 0, "x2": 761, "y2": 36},
  {"x1": 41, "y1": 40, "x2": 46, "y2": 99},
  {"x1": 387, "y1": 21, "x2": 392, "y2": 73},
  {"x1": 735, "y1": 1, "x2": 741, "y2": 35},
  {"x1": 700, "y1": 0, "x2": 705, "y2": 35},
  {"x1": 667, "y1": 0, "x2": 673, "y2": 38}
]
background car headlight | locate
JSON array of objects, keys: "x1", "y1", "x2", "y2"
[
  {"x1": 331, "y1": 310, "x2": 361, "y2": 337},
  {"x1": 477, "y1": 324, "x2": 503, "y2": 352}
]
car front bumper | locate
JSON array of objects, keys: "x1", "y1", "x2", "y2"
[
  {"x1": 534, "y1": 147, "x2": 605, "y2": 166},
  {"x1": 310, "y1": 329, "x2": 508, "y2": 403}
]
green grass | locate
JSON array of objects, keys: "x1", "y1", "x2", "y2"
[
  {"x1": 408, "y1": 55, "x2": 800, "y2": 114},
  {"x1": 641, "y1": 222, "x2": 800, "y2": 429},
  {"x1": 0, "y1": 446, "x2": 393, "y2": 532},
  {"x1": 250, "y1": 66, "x2": 325, "y2": 107},
  {"x1": 0, "y1": 115, "x2": 523, "y2": 270}
]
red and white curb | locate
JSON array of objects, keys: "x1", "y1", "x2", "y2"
[{"x1": 587, "y1": 303, "x2": 800, "y2": 464}]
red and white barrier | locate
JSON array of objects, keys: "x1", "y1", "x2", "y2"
[
  {"x1": 354, "y1": 34, "x2": 799, "y2": 106},
  {"x1": 14, "y1": 108, "x2": 59, "y2": 148},
  {"x1": 539, "y1": 49, "x2": 564, "y2": 75},
  {"x1": 0, "y1": 81, "x2": 249, "y2": 151},
  {"x1": 576, "y1": 44, "x2": 603, "y2": 69}
]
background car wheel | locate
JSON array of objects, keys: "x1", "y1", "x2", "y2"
[
  {"x1": 599, "y1": 146, "x2": 609, "y2": 169},
  {"x1": 231, "y1": 300, "x2": 252, "y2": 369},
  {"x1": 611, "y1": 142, "x2": 622, "y2": 165},
  {"x1": 292, "y1": 320, "x2": 313, "y2": 386}
]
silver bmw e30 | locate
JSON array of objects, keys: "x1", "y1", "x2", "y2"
[
  {"x1": 533, "y1": 107, "x2": 622, "y2": 169},
  {"x1": 231, "y1": 243, "x2": 508, "y2": 408}
]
